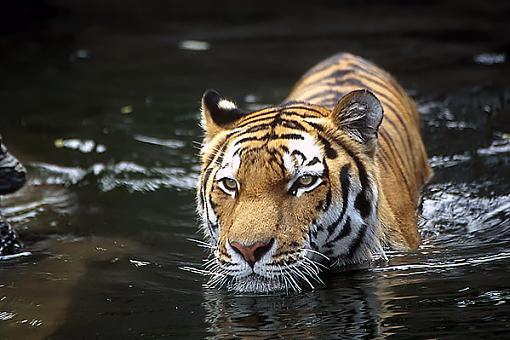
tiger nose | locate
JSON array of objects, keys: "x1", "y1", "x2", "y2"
[{"x1": 230, "y1": 239, "x2": 274, "y2": 267}]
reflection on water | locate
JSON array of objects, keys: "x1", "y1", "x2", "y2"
[
  {"x1": 203, "y1": 273, "x2": 387, "y2": 338},
  {"x1": 1, "y1": 0, "x2": 510, "y2": 338}
]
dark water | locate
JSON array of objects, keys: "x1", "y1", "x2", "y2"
[{"x1": 1, "y1": 1, "x2": 510, "y2": 338}]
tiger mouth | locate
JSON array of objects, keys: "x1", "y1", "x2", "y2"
[
  {"x1": 206, "y1": 257, "x2": 325, "y2": 294},
  {"x1": 224, "y1": 273, "x2": 290, "y2": 294}
]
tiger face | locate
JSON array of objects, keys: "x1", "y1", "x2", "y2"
[{"x1": 197, "y1": 89, "x2": 386, "y2": 293}]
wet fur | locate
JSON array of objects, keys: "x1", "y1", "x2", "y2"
[{"x1": 196, "y1": 53, "x2": 431, "y2": 293}]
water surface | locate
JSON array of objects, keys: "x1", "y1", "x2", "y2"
[{"x1": 1, "y1": 1, "x2": 509, "y2": 338}]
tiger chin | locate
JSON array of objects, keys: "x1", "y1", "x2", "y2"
[{"x1": 196, "y1": 52, "x2": 432, "y2": 294}]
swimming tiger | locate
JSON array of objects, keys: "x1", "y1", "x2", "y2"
[{"x1": 196, "y1": 52, "x2": 431, "y2": 293}]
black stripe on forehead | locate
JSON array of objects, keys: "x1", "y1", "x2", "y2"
[
  {"x1": 234, "y1": 132, "x2": 304, "y2": 147},
  {"x1": 228, "y1": 117, "x2": 309, "y2": 139},
  {"x1": 203, "y1": 108, "x2": 324, "y2": 170},
  {"x1": 234, "y1": 105, "x2": 323, "y2": 128},
  {"x1": 306, "y1": 157, "x2": 320, "y2": 166},
  {"x1": 291, "y1": 149, "x2": 306, "y2": 165}
]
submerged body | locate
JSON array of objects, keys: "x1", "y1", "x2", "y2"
[{"x1": 197, "y1": 53, "x2": 431, "y2": 293}]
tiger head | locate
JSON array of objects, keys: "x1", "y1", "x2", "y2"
[{"x1": 197, "y1": 89, "x2": 386, "y2": 293}]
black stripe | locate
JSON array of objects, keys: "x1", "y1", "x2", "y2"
[
  {"x1": 232, "y1": 115, "x2": 312, "y2": 137},
  {"x1": 302, "y1": 89, "x2": 343, "y2": 103},
  {"x1": 201, "y1": 168, "x2": 213, "y2": 207},
  {"x1": 297, "y1": 69, "x2": 354, "y2": 93},
  {"x1": 347, "y1": 63, "x2": 405, "y2": 106},
  {"x1": 325, "y1": 163, "x2": 351, "y2": 238},
  {"x1": 321, "y1": 160, "x2": 332, "y2": 212},
  {"x1": 212, "y1": 104, "x2": 321, "y2": 170},
  {"x1": 281, "y1": 106, "x2": 325, "y2": 116},
  {"x1": 267, "y1": 147, "x2": 287, "y2": 175},
  {"x1": 236, "y1": 108, "x2": 281, "y2": 127},
  {"x1": 304, "y1": 121, "x2": 324, "y2": 132},
  {"x1": 209, "y1": 197, "x2": 220, "y2": 230},
  {"x1": 311, "y1": 229, "x2": 318, "y2": 240},
  {"x1": 377, "y1": 98, "x2": 416, "y2": 167},
  {"x1": 379, "y1": 130, "x2": 413, "y2": 197},
  {"x1": 234, "y1": 133, "x2": 305, "y2": 146},
  {"x1": 235, "y1": 105, "x2": 324, "y2": 128},
  {"x1": 300, "y1": 53, "x2": 350, "y2": 78},
  {"x1": 274, "y1": 133, "x2": 305, "y2": 141},
  {"x1": 306, "y1": 157, "x2": 320, "y2": 166},
  {"x1": 323, "y1": 187, "x2": 332, "y2": 212},
  {"x1": 235, "y1": 115, "x2": 278, "y2": 129},
  {"x1": 201, "y1": 167, "x2": 217, "y2": 237},
  {"x1": 310, "y1": 240, "x2": 318, "y2": 250},
  {"x1": 291, "y1": 149, "x2": 306, "y2": 164},
  {"x1": 325, "y1": 217, "x2": 352, "y2": 247},
  {"x1": 347, "y1": 223, "x2": 368, "y2": 258},
  {"x1": 300, "y1": 78, "x2": 367, "y2": 103},
  {"x1": 213, "y1": 151, "x2": 225, "y2": 166},
  {"x1": 315, "y1": 134, "x2": 338, "y2": 159},
  {"x1": 332, "y1": 136, "x2": 370, "y2": 217},
  {"x1": 355, "y1": 191, "x2": 371, "y2": 218},
  {"x1": 203, "y1": 136, "x2": 231, "y2": 170}
]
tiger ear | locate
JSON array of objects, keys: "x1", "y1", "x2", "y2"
[
  {"x1": 331, "y1": 89, "x2": 383, "y2": 155},
  {"x1": 201, "y1": 89, "x2": 245, "y2": 138}
]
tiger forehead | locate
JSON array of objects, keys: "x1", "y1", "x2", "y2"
[
  {"x1": 223, "y1": 130, "x2": 326, "y2": 180},
  {"x1": 233, "y1": 104, "x2": 329, "y2": 128}
]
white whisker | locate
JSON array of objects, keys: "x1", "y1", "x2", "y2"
[
  {"x1": 187, "y1": 238, "x2": 215, "y2": 249},
  {"x1": 292, "y1": 263, "x2": 315, "y2": 289},
  {"x1": 302, "y1": 248, "x2": 330, "y2": 261}
]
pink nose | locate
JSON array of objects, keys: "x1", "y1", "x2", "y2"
[{"x1": 230, "y1": 239, "x2": 274, "y2": 267}]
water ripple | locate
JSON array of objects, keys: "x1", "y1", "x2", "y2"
[
  {"x1": 374, "y1": 252, "x2": 510, "y2": 274},
  {"x1": 28, "y1": 161, "x2": 198, "y2": 193}
]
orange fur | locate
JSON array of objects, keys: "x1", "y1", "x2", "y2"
[{"x1": 197, "y1": 53, "x2": 431, "y2": 292}]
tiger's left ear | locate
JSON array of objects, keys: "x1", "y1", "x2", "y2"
[
  {"x1": 331, "y1": 89, "x2": 383, "y2": 156},
  {"x1": 201, "y1": 89, "x2": 245, "y2": 138}
]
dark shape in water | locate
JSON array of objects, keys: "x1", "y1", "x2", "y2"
[{"x1": 0, "y1": 134, "x2": 26, "y2": 256}]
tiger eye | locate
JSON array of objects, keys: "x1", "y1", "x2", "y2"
[
  {"x1": 222, "y1": 178, "x2": 237, "y2": 191},
  {"x1": 298, "y1": 175, "x2": 314, "y2": 186}
]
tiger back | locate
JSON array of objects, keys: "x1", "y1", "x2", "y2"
[{"x1": 197, "y1": 52, "x2": 431, "y2": 293}]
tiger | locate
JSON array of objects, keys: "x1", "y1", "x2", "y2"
[{"x1": 196, "y1": 52, "x2": 431, "y2": 293}]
